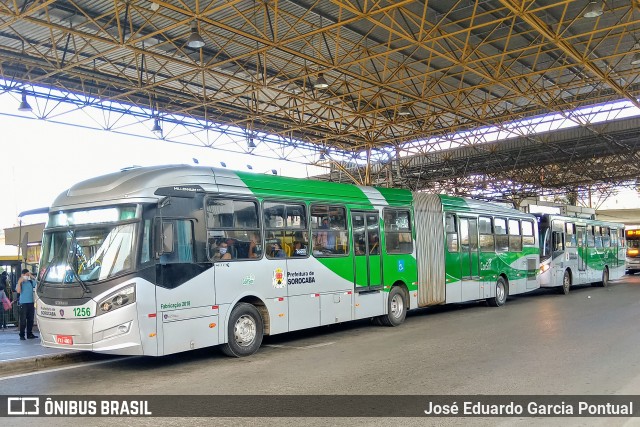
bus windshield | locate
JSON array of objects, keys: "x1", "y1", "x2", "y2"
[{"x1": 40, "y1": 223, "x2": 137, "y2": 284}]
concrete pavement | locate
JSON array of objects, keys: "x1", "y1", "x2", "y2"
[{"x1": 0, "y1": 322, "x2": 89, "y2": 377}]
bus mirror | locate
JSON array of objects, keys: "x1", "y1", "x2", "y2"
[
  {"x1": 162, "y1": 222, "x2": 174, "y2": 253},
  {"x1": 154, "y1": 221, "x2": 174, "y2": 257}
]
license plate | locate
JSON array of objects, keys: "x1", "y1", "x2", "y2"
[{"x1": 55, "y1": 335, "x2": 73, "y2": 345}]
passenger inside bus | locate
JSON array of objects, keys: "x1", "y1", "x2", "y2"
[
  {"x1": 214, "y1": 241, "x2": 232, "y2": 260},
  {"x1": 292, "y1": 241, "x2": 307, "y2": 256},
  {"x1": 270, "y1": 242, "x2": 286, "y2": 258},
  {"x1": 248, "y1": 233, "x2": 261, "y2": 258}
]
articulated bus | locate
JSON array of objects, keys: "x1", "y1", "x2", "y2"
[
  {"x1": 536, "y1": 214, "x2": 625, "y2": 294},
  {"x1": 35, "y1": 165, "x2": 539, "y2": 357},
  {"x1": 625, "y1": 228, "x2": 640, "y2": 274}
]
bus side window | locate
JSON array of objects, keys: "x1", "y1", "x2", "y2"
[
  {"x1": 587, "y1": 226, "x2": 596, "y2": 248},
  {"x1": 552, "y1": 231, "x2": 564, "y2": 253},
  {"x1": 384, "y1": 209, "x2": 413, "y2": 254},
  {"x1": 521, "y1": 220, "x2": 535, "y2": 246},
  {"x1": 602, "y1": 227, "x2": 611, "y2": 248},
  {"x1": 445, "y1": 213, "x2": 458, "y2": 252},
  {"x1": 478, "y1": 216, "x2": 494, "y2": 252},
  {"x1": 494, "y1": 217, "x2": 508, "y2": 252},
  {"x1": 508, "y1": 219, "x2": 522, "y2": 252},
  {"x1": 565, "y1": 223, "x2": 576, "y2": 248}
]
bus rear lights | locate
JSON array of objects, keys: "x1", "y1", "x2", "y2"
[{"x1": 97, "y1": 284, "x2": 136, "y2": 316}]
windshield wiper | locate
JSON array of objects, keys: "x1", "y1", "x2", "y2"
[
  {"x1": 70, "y1": 267, "x2": 91, "y2": 294},
  {"x1": 70, "y1": 242, "x2": 91, "y2": 294}
]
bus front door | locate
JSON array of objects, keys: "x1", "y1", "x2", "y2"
[{"x1": 351, "y1": 211, "x2": 382, "y2": 292}]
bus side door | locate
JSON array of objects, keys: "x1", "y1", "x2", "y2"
[
  {"x1": 351, "y1": 211, "x2": 382, "y2": 291},
  {"x1": 459, "y1": 217, "x2": 480, "y2": 300},
  {"x1": 576, "y1": 225, "x2": 588, "y2": 274}
]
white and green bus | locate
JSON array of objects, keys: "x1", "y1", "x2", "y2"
[
  {"x1": 36, "y1": 165, "x2": 539, "y2": 357},
  {"x1": 537, "y1": 214, "x2": 626, "y2": 294}
]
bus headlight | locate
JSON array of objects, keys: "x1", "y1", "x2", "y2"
[
  {"x1": 97, "y1": 284, "x2": 136, "y2": 316},
  {"x1": 539, "y1": 263, "x2": 550, "y2": 273}
]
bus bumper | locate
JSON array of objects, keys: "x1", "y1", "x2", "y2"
[
  {"x1": 37, "y1": 303, "x2": 144, "y2": 355},
  {"x1": 626, "y1": 257, "x2": 640, "y2": 272}
]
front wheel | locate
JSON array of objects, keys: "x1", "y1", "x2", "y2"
[
  {"x1": 220, "y1": 303, "x2": 264, "y2": 357},
  {"x1": 558, "y1": 270, "x2": 571, "y2": 295},
  {"x1": 376, "y1": 286, "x2": 407, "y2": 327},
  {"x1": 487, "y1": 277, "x2": 508, "y2": 307}
]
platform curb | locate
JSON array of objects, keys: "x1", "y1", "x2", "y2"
[{"x1": 0, "y1": 351, "x2": 93, "y2": 378}]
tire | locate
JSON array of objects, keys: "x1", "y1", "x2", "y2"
[
  {"x1": 377, "y1": 286, "x2": 407, "y2": 327},
  {"x1": 487, "y1": 277, "x2": 508, "y2": 307},
  {"x1": 220, "y1": 303, "x2": 264, "y2": 357},
  {"x1": 599, "y1": 267, "x2": 610, "y2": 288},
  {"x1": 558, "y1": 270, "x2": 571, "y2": 295}
]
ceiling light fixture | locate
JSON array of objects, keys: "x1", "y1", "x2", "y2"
[
  {"x1": 314, "y1": 73, "x2": 329, "y2": 89},
  {"x1": 397, "y1": 97, "x2": 411, "y2": 116},
  {"x1": 631, "y1": 42, "x2": 640, "y2": 65},
  {"x1": 187, "y1": 21, "x2": 205, "y2": 48},
  {"x1": 18, "y1": 90, "x2": 32, "y2": 112},
  {"x1": 583, "y1": 0, "x2": 603, "y2": 19},
  {"x1": 151, "y1": 118, "x2": 162, "y2": 137}
]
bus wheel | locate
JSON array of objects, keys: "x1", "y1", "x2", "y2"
[
  {"x1": 599, "y1": 267, "x2": 610, "y2": 288},
  {"x1": 221, "y1": 303, "x2": 264, "y2": 357},
  {"x1": 377, "y1": 286, "x2": 407, "y2": 327},
  {"x1": 558, "y1": 270, "x2": 571, "y2": 295},
  {"x1": 487, "y1": 277, "x2": 507, "y2": 307}
]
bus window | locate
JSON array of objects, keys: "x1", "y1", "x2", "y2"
[
  {"x1": 587, "y1": 226, "x2": 595, "y2": 248},
  {"x1": 383, "y1": 209, "x2": 413, "y2": 254},
  {"x1": 264, "y1": 202, "x2": 308, "y2": 259},
  {"x1": 445, "y1": 213, "x2": 458, "y2": 252},
  {"x1": 602, "y1": 227, "x2": 611, "y2": 248},
  {"x1": 565, "y1": 223, "x2": 576, "y2": 248},
  {"x1": 552, "y1": 231, "x2": 564, "y2": 253},
  {"x1": 479, "y1": 216, "x2": 494, "y2": 252},
  {"x1": 205, "y1": 198, "x2": 261, "y2": 261},
  {"x1": 494, "y1": 217, "x2": 508, "y2": 252},
  {"x1": 159, "y1": 219, "x2": 194, "y2": 264},
  {"x1": 508, "y1": 219, "x2": 522, "y2": 252},
  {"x1": 522, "y1": 220, "x2": 535, "y2": 246},
  {"x1": 311, "y1": 205, "x2": 348, "y2": 256}
]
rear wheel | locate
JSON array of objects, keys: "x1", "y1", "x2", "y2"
[
  {"x1": 599, "y1": 267, "x2": 610, "y2": 288},
  {"x1": 487, "y1": 277, "x2": 507, "y2": 307},
  {"x1": 558, "y1": 270, "x2": 571, "y2": 295},
  {"x1": 221, "y1": 303, "x2": 264, "y2": 357},
  {"x1": 377, "y1": 286, "x2": 407, "y2": 326}
]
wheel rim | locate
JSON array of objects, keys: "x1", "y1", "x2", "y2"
[
  {"x1": 233, "y1": 314, "x2": 257, "y2": 347},
  {"x1": 563, "y1": 273, "x2": 570, "y2": 291},
  {"x1": 496, "y1": 281, "x2": 505, "y2": 302},
  {"x1": 390, "y1": 293, "x2": 404, "y2": 319}
]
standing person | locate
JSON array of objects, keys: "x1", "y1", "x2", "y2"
[
  {"x1": 0, "y1": 271, "x2": 8, "y2": 329},
  {"x1": 16, "y1": 269, "x2": 37, "y2": 340}
]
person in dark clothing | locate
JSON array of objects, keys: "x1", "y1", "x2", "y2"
[{"x1": 16, "y1": 269, "x2": 37, "y2": 340}]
